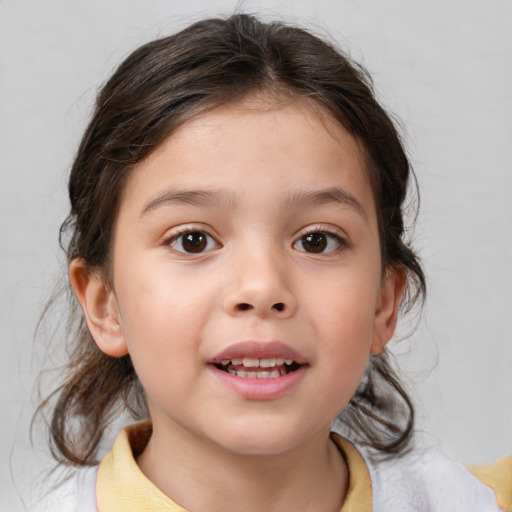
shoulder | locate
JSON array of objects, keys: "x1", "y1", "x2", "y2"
[
  {"x1": 466, "y1": 456, "x2": 512, "y2": 512},
  {"x1": 365, "y1": 447, "x2": 511, "y2": 512},
  {"x1": 29, "y1": 465, "x2": 98, "y2": 512}
]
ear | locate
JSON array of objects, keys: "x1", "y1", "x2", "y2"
[
  {"x1": 68, "y1": 258, "x2": 128, "y2": 357},
  {"x1": 370, "y1": 267, "x2": 407, "y2": 355}
]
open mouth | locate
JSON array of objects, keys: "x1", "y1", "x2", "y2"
[{"x1": 215, "y1": 357, "x2": 302, "y2": 379}]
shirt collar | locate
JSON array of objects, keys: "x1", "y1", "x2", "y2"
[{"x1": 97, "y1": 422, "x2": 372, "y2": 512}]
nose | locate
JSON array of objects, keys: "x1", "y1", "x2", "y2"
[{"x1": 223, "y1": 249, "x2": 297, "y2": 319}]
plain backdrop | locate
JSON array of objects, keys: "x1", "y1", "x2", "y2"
[{"x1": 1, "y1": 0, "x2": 511, "y2": 509}]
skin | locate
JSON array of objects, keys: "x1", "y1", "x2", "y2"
[{"x1": 70, "y1": 97, "x2": 405, "y2": 512}]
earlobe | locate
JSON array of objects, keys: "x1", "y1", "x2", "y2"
[
  {"x1": 68, "y1": 258, "x2": 128, "y2": 357},
  {"x1": 370, "y1": 267, "x2": 407, "y2": 355}
]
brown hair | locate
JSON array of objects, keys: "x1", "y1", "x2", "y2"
[{"x1": 37, "y1": 13, "x2": 425, "y2": 466}]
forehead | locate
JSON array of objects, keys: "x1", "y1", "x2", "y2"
[{"x1": 120, "y1": 97, "x2": 376, "y2": 221}]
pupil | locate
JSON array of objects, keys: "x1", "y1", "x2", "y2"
[
  {"x1": 303, "y1": 233, "x2": 326, "y2": 253},
  {"x1": 182, "y1": 232, "x2": 207, "y2": 253}
]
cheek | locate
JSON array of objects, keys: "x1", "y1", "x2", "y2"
[
  {"x1": 309, "y1": 271, "x2": 380, "y2": 372},
  {"x1": 114, "y1": 259, "x2": 216, "y2": 363},
  {"x1": 315, "y1": 268, "x2": 380, "y2": 332}
]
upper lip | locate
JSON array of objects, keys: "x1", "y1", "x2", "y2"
[{"x1": 209, "y1": 341, "x2": 308, "y2": 365}]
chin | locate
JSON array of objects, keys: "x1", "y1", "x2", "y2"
[{"x1": 210, "y1": 421, "x2": 323, "y2": 458}]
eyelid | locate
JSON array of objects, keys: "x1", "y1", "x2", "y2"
[{"x1": 294, "y1": 224, "x2": 348, "y2": 241}]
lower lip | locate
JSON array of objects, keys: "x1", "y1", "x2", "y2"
[{"x1": 208, "y1": 365, "x2": 307, "y2": 400}]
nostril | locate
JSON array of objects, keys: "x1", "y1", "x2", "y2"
[{"x1": 232, "y1": 302, "x2": 287, "y2": 313}]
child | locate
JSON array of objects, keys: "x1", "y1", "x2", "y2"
[{"x1": 34, "y1": 13, "x2": 511, "y2": 512}]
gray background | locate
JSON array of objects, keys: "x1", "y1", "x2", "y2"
[{"x1": 1, "y1": 0, "x2": 511, "y2": 509}]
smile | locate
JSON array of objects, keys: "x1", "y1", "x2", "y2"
[
  {"x1": 216, "y1": 357, "x2": 302, "y2": 379},
  {"x1": 209, "y1": 341, "x2": 308, "y2": 397}
]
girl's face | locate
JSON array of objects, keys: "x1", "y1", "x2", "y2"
[{"x1": 82, "y1": 97, "x2": 404, "y2": 456}]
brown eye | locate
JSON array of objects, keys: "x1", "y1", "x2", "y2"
[
  {"x1": 169, "y1": 230, "x2": 218, "y2": 254},
  {"x1": 182, "y1": 232, "x2": 207, "y2": 252},
  {"x1": 294, "y1": 231, "x2": 344, "y2": 254},
  {"x1": 301, "y1": 233, "x2": 327, "y2": 253}
]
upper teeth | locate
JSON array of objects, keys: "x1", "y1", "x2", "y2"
[{"x1": 220, "y1": 357, "x2": 294, "y2": 367}]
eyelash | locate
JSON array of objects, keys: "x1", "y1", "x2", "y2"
[{"x1": 163, "y1": 225, "x2": 348, "y2": 255}]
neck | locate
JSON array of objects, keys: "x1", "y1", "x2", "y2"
[{"x1": 137, "y1": 420, "x2": 348, "y2": 512}]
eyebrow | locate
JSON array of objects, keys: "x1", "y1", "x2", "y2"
[
  {"x1": 140, "y1": 189, "x2": 240, "y2": 217},
  {"x1": 140, "y1": 186, "x2": 367, "y2": 222},
  {"x1": 283, "y1": 187, "x2": 368, "y2": 223}
]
